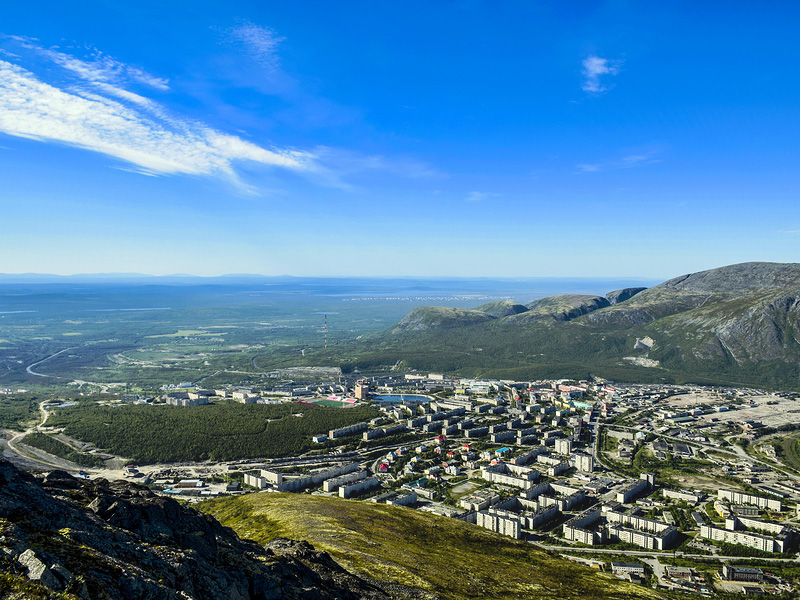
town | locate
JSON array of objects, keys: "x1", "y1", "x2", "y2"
[{"x1": 9, "y1": 372, "x2": 800, "y2": 597}]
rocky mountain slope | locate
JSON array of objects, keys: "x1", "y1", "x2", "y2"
[
  {"x1": 373, "y1": 263, "x2": 800, "y2": 388},
  {"x1": 0, "y1": 459, "x2": 395, "y2": 599}
]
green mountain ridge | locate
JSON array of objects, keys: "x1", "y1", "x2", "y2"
[
  {"x1": 473, "y1": 300, "x2": 530, "y2": 317},
  {"x1": 365, "y1": 262, "x2": 800, "y2": 388},
  {"x1": 515, "y1": 294, "x2": 611, "y2": 322},
  {"x1": 606, "y1": 287, "x2": 648, "y2": 305}
]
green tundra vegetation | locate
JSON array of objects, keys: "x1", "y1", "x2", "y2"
[
  {"x1": 200, "y1": 493, "x2": 662, "y2": 600},
  {"x1": 45, "y1": 403, "x2": 380, "y2": 463},
  {"x1": 19, "y1": 432, "x2": 104, "y2": 468}
]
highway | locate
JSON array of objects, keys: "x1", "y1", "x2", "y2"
[{"x1": 25, "y1": 347, "x2": 76, "y2": 378}]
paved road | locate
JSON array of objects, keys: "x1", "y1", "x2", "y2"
[
  {"x1": 25, "y1": 347, "x2": 76, "y2": 378},
  {"x1": 642, "y1": 556, "x2": 667, "y2": 586}
]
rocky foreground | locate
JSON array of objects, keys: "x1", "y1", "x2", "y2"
[{"x1": 0, "y1": 459, "x2": 398, "y2": 599}]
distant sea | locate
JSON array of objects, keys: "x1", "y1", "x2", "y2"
[{"x1": 0, "y1": 276, "x2": 661, "y2": 316}]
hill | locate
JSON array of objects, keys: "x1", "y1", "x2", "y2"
[
  {"x1": 606, "y1": 287, "x2": 647, "y2": 305},
  {"x1": 393, "y1": 306, "x2": 495, "y2": 332},
  {"x1": 510, "y1": 294, "x2": 610, "y2": 323},
  {"x1": 473, "y1": 300, "x2": 529, "y2": 317},
  {"x1": 200, "y1": 492, "x2": 661, "y2": 600},
  {"x1": 0, "y1": 459, "x2": 393, "y2": 599},
  {"x1": 358, "y1": 262, "x2": 800, "y2": 388}
]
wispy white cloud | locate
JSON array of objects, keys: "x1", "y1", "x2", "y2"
[
  {"x1": 92, "y1": 81, "x2": 154, "y2": 107},
  {"x1": 619, "y1": 153, "x2": 652, "y2": 167},
  {"x1": 576, "y1": 149, "x2": 660, "y2": 173},
  {"x1": 0, "y1": 34, "x2": 438, "y2": 193},
  {"x1": 300, "y1": 147, "x2": 443, "y2": 191},
  {"x1": 7, "y1": 36, "x2": 170, "y2": 90},
  {"x1": 466, "y1": 191, "x2": 500, "y2": 203},
  {"x1": 316, "y1": 147, "x2": 441, "y2": 178},
  {"x1": 581, "y1": 55, "x2": 622, "y2": 93},
  {"x1": 0, "y1": 59, "x2": 312, "y2": 180},
  {"x1": 226, "y1": 22, "x2": 285, "y2": 70}
]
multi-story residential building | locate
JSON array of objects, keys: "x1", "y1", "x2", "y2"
[
  {"x1": 699, "y1": 523, "x2": 788, "y2": 553},
  {"x1": 663, "y1": 489, "x2": 702, "y2": 503},
  {"x1": 604, "y1": 509, "x2": 679, "y2": 550},
  {"x1": 616, "y1": 478, "x2": 649, "y2": 504},
  {"x1": 328, "y1": 422, "x2": 369, "y2": 439},
  {"x1": 563, "y1": 508, "x2": 604, "y2": 545},
  {"x1": 718, "y1": 489, "x2": 782, "y2": 511},
  {"x1": 339, "y1": 476, "x2": 380, "y2": 499},
  {"x1": 572, "y1": 453, "x2": 594, "y2": 473},
  {"x1": 476, "y1": 510, "x2": 522, "y2": 539}
]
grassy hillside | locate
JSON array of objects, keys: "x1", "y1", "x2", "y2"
[{"x1": 200, "y1": 493, "x2": 661, "y2": 600}]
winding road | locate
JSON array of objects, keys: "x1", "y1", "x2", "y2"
[
  {"x1": 25, "y1": 347, "x2": 76, "y2": 378},
  {"x1": 3, "y1": 401, "x2": 68, "y2": 470}
]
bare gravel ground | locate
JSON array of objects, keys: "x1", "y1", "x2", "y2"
[{"x1": 667, "y1": 392, "x2": 800, "y2": 428}]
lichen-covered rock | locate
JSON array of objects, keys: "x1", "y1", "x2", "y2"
[{"x1": 17, "y1": 549, "x2": 61, "y2": 590}]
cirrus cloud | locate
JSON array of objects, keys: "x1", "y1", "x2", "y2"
[
  {"x1": 0, "y1": 57, "x2": 312, "y2": 181},
  {"x1": 581, "y1": 55, "x2": 622, "y2": 93},
  {"x1": 226, "y1": 22, "x2": 285, "y2": 71},
  {"x1": 466, "y1": 191, "x2": 501, "y2": 203},
  {"x1": 576, "y1": 148, "x2": 660, "y2": 173}
]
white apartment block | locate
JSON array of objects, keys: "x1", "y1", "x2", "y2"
[{"x1": 717, "y1": 489, "x2": 781, "y2": 511}]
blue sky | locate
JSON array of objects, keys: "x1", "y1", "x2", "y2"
[{"x1": 1, "y1": 1, "x2": 799, "y2": 278}]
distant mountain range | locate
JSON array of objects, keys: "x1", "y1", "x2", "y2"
[{"x1": 368, "y1": 262, "x2": 800, "y2": 389}]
